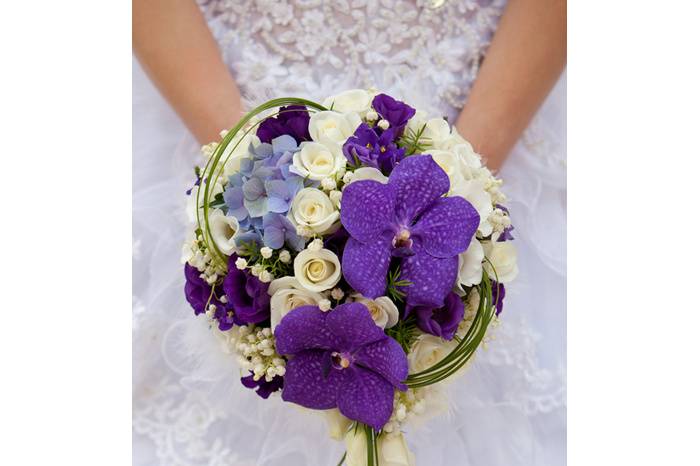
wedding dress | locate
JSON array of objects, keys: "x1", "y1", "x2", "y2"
[{"x1": 132, "y1": 1, "x2": 566, "y2": 465}]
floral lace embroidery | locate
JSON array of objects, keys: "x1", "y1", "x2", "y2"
[{"x1": 197, "y1": 0, "x2": 506, "y2": 121}]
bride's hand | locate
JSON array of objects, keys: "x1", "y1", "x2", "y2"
[
  {"x1": 455, "y1": 0, "x2": 566, "y2": 172},
  {"x1": 133, "y1": 0, "x2": 243, "y2": 145}
]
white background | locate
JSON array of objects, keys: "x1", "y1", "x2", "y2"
[{"x1": 1, "y1": 1, "x2": 699, "y2": 464}]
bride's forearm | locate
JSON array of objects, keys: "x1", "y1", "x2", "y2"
[
  {"x1": 456, "y1": 0, "x2": 566, "y2": 171},
  {"x1": 133, "y1": 0, "x2": 243, "y2": 145}
]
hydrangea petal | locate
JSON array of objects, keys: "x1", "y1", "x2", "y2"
[
  {"x1": 281, "y1": 350, "x2": 348, "y2": 409},
  {"x1": 388, "y1": 155, "x2": 450, "y2": 224},
  {"x1": 336, "y1": 367, "x2": 395, "y2": 431},
  {"x1": 354, "y1": 337, "x2": 408, "y2": 390},
  {"x1": 340, "y1": 180, "x2": 396, "y2": 243},
  {"x1": 274, "y1": 305, "x2": 341, "y2": 355},
  {"x1": 342, "y1": 234, "x2": 393, "y2": 299},
  {"x1": 411, "y1": 196, "x2": 480, "y2": 258},
  {"x1": 400, "y1": 249, "x2": 459, "y2": 308},
  {"x1": 325, "y1": 303, "x2": 386, "y2": 351}
]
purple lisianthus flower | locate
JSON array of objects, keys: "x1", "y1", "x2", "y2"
[
  {"x1": 184, "y1": 263, "x2": 215, "y2": 316},
  {"x1": 274, "y1": 303, "x2": 408, "y2": 431},
  {"x1": 409, "y1": 291, "x2": 464, "y2": 340},
  {"x1": 257, "y1": 105, "x2": 311, "y2": 145},
  {"x1": 341, "y1": 155, "x2": 481, "y2": 308},
  {"x1": 371, "y1": 94, "x2": 416, "y2": 134},
  {"x1": 223, "y1": 254, "x2": 271, "y2": 325},
  {"x1": 342, "y1": 123, "x2": 406, "y2": 174},
  {"x1": 492, "y1": 281, "x2": 506, "y2": 316},
  {"x1": 241, "y1": 372, "x2": 284, "y2": 399},
  {"x1": 495, "y1": 204, "x2": 515, "y2": 242}
]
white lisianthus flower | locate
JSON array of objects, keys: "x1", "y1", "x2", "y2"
[
  {"x1": 222, "y1": 133, "x2": 261, "y2": 176},
  {"x1": 408, "y1": 335, "x2": 458, "y2": 373},
  {"x1": 344, "y1": 430, "x2": 415, "y2": 466},
  {"x1": 186, "y1": 182, "x2": 223, "y2": 224},
  {"x1": 451, "y1": 179, "x2": 494, "y2": 237},
  {"x1": 482, "y1": 241, "x2": 518, "y2": 283},
  {"x1": 268, "y1": 277, "x2": 325, "y2": 330},
  {"x1": 323, "y1": 409, "x2": 353, "y2": 441},
  {"x1": 421, "y1": 117, "x2": 451, "y2": 149},
  {"x1": 345, "y1": 166, "x2": 389, "y2": 185},
  {"x1": 430, "y1": 150, "x2": 467, "y2": 192},
  {"x1": 457, "y1": 237, "x2": 484, "y2": 289},
  {"x1": 208, "y1": 209, "x2": 240, "y2": 256},
  {"x1": 293, "y1": 248, "x2": 342, "y2": 292},
  {"x1": 292, "y1": 141, "x2": 346, "y2": 181},
  {"x1": 289, "y1": 188, "x2": 340, "y2": 235},
  {"x1": 322, "y1": 89, "x2": 372, "y2": 115},
  {"x1": 308, "y1": 111, "x2": 362, "y2": 150},
  {"x1": 349, "y1": 293, "x2": 399, "y2": 329}
]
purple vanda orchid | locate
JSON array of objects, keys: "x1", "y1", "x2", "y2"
[
  {"x1": 274, "y1": 303, "x2": 408, "y2": 431},
  {"x1": 340, "y1": 155, "x2": 481, "y2": 308}
]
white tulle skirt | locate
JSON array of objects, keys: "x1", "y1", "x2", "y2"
[{"x1": 132, "y1": 59, "x2": 566, "y2": 466}]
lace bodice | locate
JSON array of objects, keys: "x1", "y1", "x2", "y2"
[{"x1": 198, "y1": 0, "x2": 506, "y2": 121}]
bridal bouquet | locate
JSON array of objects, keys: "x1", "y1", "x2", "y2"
[{"x1": 182, "y1": 90, "x2": 517, "y2": 465}]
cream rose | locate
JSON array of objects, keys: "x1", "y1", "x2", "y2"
[
  {"x1": 349, "y1": 293, "x2": 399, "y2": 328},
  {"x1": 289, "y1": 188, "x2": 340, "y2": 234},
  {"x1": 451, "y1": 179, "x2": 494, "y2": 237},
  {"x1": 208, "y1": 209, "x2": 240, "y2": 256},
  {"x1": 408, "y1": 334, "x2": 457, "y2": 374},
  {"x1": 483, "y1": 241, "x2": 518, "y2": 283},
  {"x1": 344, "y1": 430, "x2": 415, "y2": 466},
  {"x1": 457, "y1": 237, "x2": 484, "y2": 289},
  {"x1": 430, "y1": 150, "x2": 467, "y2": 191},
  {"x1": 293, "y1": 248, "x2": 342, "y2": 292},
  {"x1": 291, "y1": 141, "x2": 346, "y2": 180},
  {"x1": 308, "y1": 111, "x2": 362, "y2": 149},
  {"x1": 268, "y1": 277, "x2": 325, "y2": 330},
  {"x1": 322, "y1": 89, "x2": 372, "y2": 115}
]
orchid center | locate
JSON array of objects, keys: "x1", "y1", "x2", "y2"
[
  {"x1": 331, "y1": 351, "x2": 353, "y2": 369},
  {"x1": 393, "y1": 228, "x2": 412, "y2": 249}
]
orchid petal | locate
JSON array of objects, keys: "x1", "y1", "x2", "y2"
[
  {"x1": 336, "y1": 367, "x2": 395, "y2": 431},
  {"x1": 400, "y1": 248, "x2": 459, "y2": 308},
  {"x1": 387, "y1": 155, "x2": 450, "y2": 224},
  {"x1": 411, "y1": 196, "x2": 480, "y2": 258},
  {"x1": 342, "y1": 234, "x2": 393, "y2": 299},
  {"x1": 274, "y1": 305, "x2": 341, "y2": 355},
  {"x1": 281, "y1": 350, "x2": 348, "y2": 409},
  {"x1": 325, "y1": 302, "x2": 386, "y2": 352},
  {"x1": 354, "y1": 337, "x2": 408, "y2": 390},
  {"x1": 340, "y1": 180, "x2": 396, "y2": 243}
]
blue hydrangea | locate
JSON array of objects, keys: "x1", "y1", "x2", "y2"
[{"x1": 223, "y1": 135, "x2": 306, "y2": 251}]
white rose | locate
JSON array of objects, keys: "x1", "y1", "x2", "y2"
[
  {"x1": 308, "y1": 111, "x2": 361, "y2": 150},
  {"x1": 223, "y1": 133, "x2": 261, "y2": 176},
  {"x1": 322, "y1": 89, "x2": 372, "y2": 115},
  {"x1": 405, "y1": 110, "x2": 428, "y2": 137},
  {"x1": 208, "y1": 209, "x2": 240, "y2": 256},
  {"x1": 289, "y1": 188, "x2": 340, "y2": 234},
  {"x1": 293, "y1": 248, "x2": 342, "y2": 292},
  {"x1": 346, "y1": 166, "x2": 389, "y2": 185},
  {"x1": 482, "y1": 241, "x2": 518, "y2": 283},
  {"x1": 292, "y1": 141, "x2": 346, "y2": 180},
  {"x1": 453, "y1": 142, "x2": 482, "y2": 173},
  {"x1": 408, "y1": 335, "x2": 457, "y2": 374},
  {"x1": 268, "y1": 277, "x2": 325, "y2": 330},
  {"x1": 323, "y1": 408, "x2": 353, "y2": 441},
  {"x1": 349, "y1": 294, "x2": 399, "y2": 328},
  {"x1": 451, "y1": 179, "x2": 494, "y2": 237},
  {"x1": 344, "y1": 430, "x2": 415, "y2": 466},
  {"x1": 457, "y1": 237, "x2": 484, "y2": 290}
]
